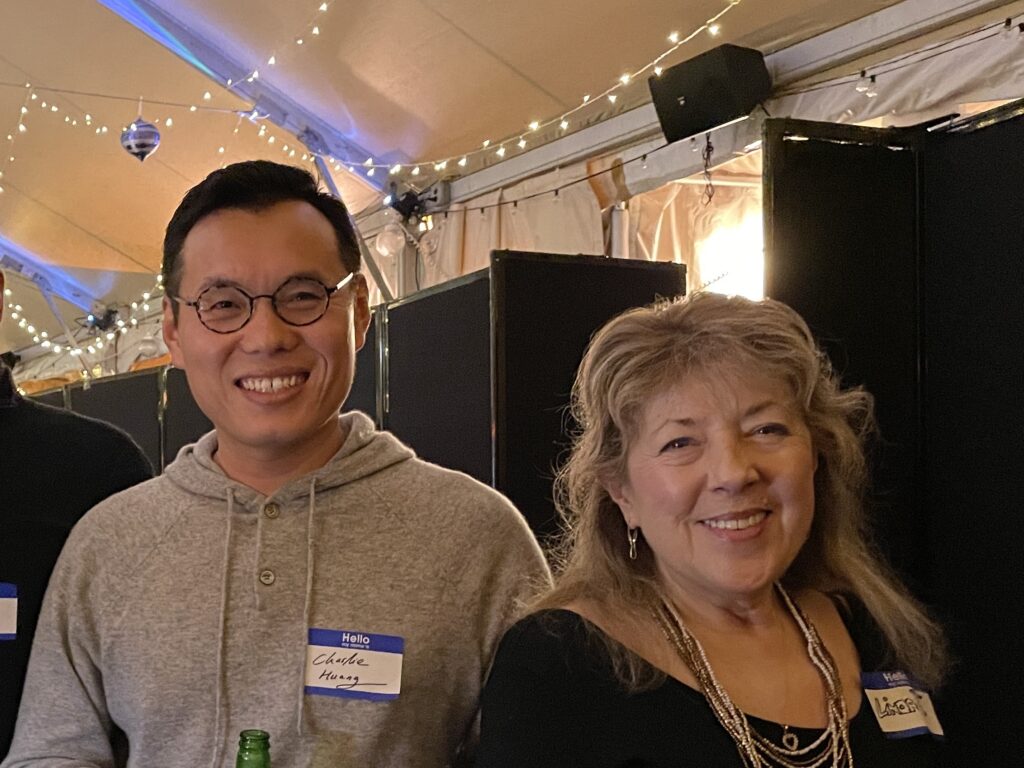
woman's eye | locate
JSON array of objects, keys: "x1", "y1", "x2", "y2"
[
  {"x1": 661, "y1": 437, "x2": 697, "y2": 452},
  {"x1": 754, "y1": 423, "x2": 790, "y2": 437}
]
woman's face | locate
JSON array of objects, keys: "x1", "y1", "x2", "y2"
[{"x1": 607, "y1": 371, "x2": 817, "y2": 605}]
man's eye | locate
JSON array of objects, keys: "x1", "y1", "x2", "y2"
[{"x1": 204, "y1": 298, "x2": 243, "y2": 312}]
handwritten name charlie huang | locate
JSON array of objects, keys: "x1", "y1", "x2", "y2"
[{"x1": 304, "y1": 628, "x2": 404, "y2": 701}]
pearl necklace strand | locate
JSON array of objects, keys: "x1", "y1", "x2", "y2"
[{"x1": 650, "y1": 583, "x2": 853, "y2": 768}]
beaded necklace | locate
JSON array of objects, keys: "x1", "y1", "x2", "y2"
[{"x1": 650, "y1": 583, "x2": 853, "y2": 768}]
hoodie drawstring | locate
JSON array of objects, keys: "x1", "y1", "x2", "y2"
[
  {"x1": 297, "y1": 476, "x2": 318, "y2": 734},
  {"x1": 211, "y1": 488, "x2": 235, "y2": 768}
]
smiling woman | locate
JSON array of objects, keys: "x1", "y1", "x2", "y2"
[{"x1": 477, "y1": 292, "x2": 949, "y2": 768}]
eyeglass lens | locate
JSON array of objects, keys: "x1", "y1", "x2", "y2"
[{"x1": 196, "y1": 278, "x2": 330, "y2": 332}]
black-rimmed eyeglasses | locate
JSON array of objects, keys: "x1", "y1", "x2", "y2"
[{"x1": 173, "y1": 273, "x2": 356, "y2": 334}]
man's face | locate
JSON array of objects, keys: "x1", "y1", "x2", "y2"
[{"x1": 162, "y1": 200, "x2": 369, "y2": 466}]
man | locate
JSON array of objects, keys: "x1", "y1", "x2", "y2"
[
  {"x1": 0, "y1": 271, "x2": 152, "y2": 759},
  {"x1": 4, "y1": 161, "x2": 549, "y2": 768}
]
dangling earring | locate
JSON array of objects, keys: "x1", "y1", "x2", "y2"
[{"x1": 627, "y1": 527, "x2": 639, "y2": 561}]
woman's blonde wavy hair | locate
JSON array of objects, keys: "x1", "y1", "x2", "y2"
[{"x1": 535, "y1": 291, "x2": 947, "y2": 691}]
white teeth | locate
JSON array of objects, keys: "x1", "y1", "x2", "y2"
[
  {"x1": 240, "y1": 374, "x2": 304, "y2": 393},
  {"x1": 703, "y1": 511, "x2": 767, "y2": 531}
]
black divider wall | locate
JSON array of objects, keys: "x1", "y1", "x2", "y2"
[
  {"x1": 384, "y1": 273, "x2": 492, "y2": 485},
  {"x1": 920, "y1": 113, "x2": 1024, "y2": 763},
  {"x1": 30, "y1": 389, "x2": 66, "y2": 410},
  {"x1": 345, "y1": 309, "x2": 379, "y2": 422},
  {"x1": 162, "y1": 367, "x2": 213, "y2": 465},
  {"x1": 764, "y1": 121, "x2": 924, "y2": 587},
  {"x1": 67, "y1": 372, "x2": 162, "y2": 473},
  {"x1": 492, "y1": 251, "x2": 687, "y2": 541}
]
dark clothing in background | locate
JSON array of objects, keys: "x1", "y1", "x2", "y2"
[{"x1": 0, "y1": 363, "x2": 152, "y2": 758}]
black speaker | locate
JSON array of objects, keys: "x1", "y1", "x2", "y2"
[{"x1": 649, "y1": 44, "x2": 771, "y2": 144}]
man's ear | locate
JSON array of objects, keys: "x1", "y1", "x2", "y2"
[
  {"x1": 352, "y1": 273, "x2": 371, "y2": 352},
  {"x1": 162, "y1": 297, "x2": 185, "y2": 369}
]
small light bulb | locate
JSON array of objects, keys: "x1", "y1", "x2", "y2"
[
  {"x1": 319, "y1": 2, "x2": 328, "y2": 9},
  {"x1": 312, "y1": 26, "x2": 320, "y2": 35},
  {"x1": 482, "y1": 139, "x2": 491, "y2": 148},
  {"x1": 131, "y1": 302, "x2": 138, "y2": 310},
  {"x1": 50, "y1": 105, "x2": 58, "y2": 112},
  {"x1": 708, "y1": 23, "x2": 721, "y2": 36},
  {"x1": 412, "y1": 166, "x2": 421, "y2": 176},
  {"x1": 383, "y1": 194, "x2": 393, "y2": 206},
  {"x1": 268, "y1": 55, "x2": 276, "y2": 65},
  {"x1": 582, "y1": 94, "x2": 590, "y2": 103},
  {"x1": 190, "y1": 105, "x2": 197, "y2": 112},
  {"x1": 218, "y1": 146, "x2": 225, "y2": 154},
  {"x1": 18, "y1": 124, "x2": 26, "y2": 133},
  {"x1": 496, "y1": 146, "x2": 506, "y2": 157},
  {"x1": 668, "y1": 32, "x2": 680, "y2": 44},
  {"x1": 619, "y1": 74, "x2": 630, "y2": 85},
  {"x1": 518, "y1": 138, "x2": 527, "y2": 149},
  {"x1": 165, "y1": 118, "x2": 173, "y2": 127},
  {"x1": 390, "y1": 164, "x2": 402, "y2": 174},
  {"x1": 296, "y1": 38, "x2": 304, "y2": 45},
  {"x1": 107, "y1": 332, "x2": 115, "y2": 340},
  {"x1": 143, "y1": 303, "x2": 150, "y2": 312},
  {"x1": 608, "y1": 94, "x2": 618, "y2": 104},
  {"x1": 367, "y1": 168, "x2": 375, "y2": 176},
  {"x1": 363, "y1": 157, "x2": 373, "y2": 166},
  {"x1": 560, "y1": 120, "x2": 569, "y2": 130},
  {"x1": 53, "y1": 344, "x2": 62, "y2": 353},
  {"x1": 268, "y1": 136, "x2": 276, "y2": 144},
  {"x1": 41, "y1": 331, "x2": 48, "y2": 338},
  {"x1": 654, "y1": 66, "x2": 663, "y2": 76},
  {"x1": 458, "y1": 157, "x2": 467, "y2": 167},
  {"x1": 203, "y1": 91, "x2": 211, "y2": 100},
  {"x1": 529, "y1": 121, "x2": 540, "y2": 131},
  {"x1": 42, "y1": 340, "x2": 50, "y2": 348}
]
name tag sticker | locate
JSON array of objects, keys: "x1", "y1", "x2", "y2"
[
  {"x1": 304, "y1": 628, "x2": 404, "y2": 701},
  {"x1": 0, "y1": 583, "x2": 16, "y2": 640},
  {"x1": 863, "y1": 671, "x2": 944, "y2": 739}
]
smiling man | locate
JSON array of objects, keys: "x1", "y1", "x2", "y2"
[{"x1": 4, "y1": 161, "x2": 549, "y2": 768}]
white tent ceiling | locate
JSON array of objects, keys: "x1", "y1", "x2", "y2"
[{"x1": 0, "y1": 0, "x2": 978, "y2": 355}]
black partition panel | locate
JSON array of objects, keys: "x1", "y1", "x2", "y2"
[
  {"x1": 763, "y1": 109, "x2": 1024, "y2": 764},
  {"x1": 162, "y1": 366, "x2": 213, "y2": 467},
  {"x1": 763, "y1": 119, "x2": 925, "y2": 587},
  {"x1": 30, "y1": 388, "x2": 67, "y2": 409},
  {"x1": 344, "y1": 308, "x2": 379, "y2": 423},
  {"x1": 67, "y1": 371, "x2": 162, "y2": 472},
  {"x1": 385, "y1": 273, "x2": 492, "y2": 485},
  {"x1": 920, "y1": 110, "x2": 1024, "y2": 763},
  {"x1": 492, "y1": 251, "x2": 687, "y2": 540}
]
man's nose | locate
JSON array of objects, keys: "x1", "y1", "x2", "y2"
[{"x1": 239, "y1": 296, "x2": 297, "y2": 351}]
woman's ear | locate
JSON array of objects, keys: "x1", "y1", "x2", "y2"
[{"x1": 602, "y1": 474, "x2": 635, "y2": 527}]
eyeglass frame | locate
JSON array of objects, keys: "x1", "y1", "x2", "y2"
[{"x1": 171, "y1": 272, "x2": 357, "y2": 334}]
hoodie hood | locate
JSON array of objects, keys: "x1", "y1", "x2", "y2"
[{"x1": 163, "y1": 410, "x2": 414, "y2": 507}]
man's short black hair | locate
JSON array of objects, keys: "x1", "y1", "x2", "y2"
[{"x1": 162, "y1": 160, "x2": 361, "y2": 303}]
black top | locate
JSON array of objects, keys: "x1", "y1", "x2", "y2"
[
  {"x1": 0, "y1": 363, "x2": 153, "y2": 758},
  {"x1": 477, "y1": 605, "x2": 944, "y2": 767}
]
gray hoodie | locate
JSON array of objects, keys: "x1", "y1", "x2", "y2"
[{"x1": 4, "y1": 412, "x2": 550, "y2": 768}]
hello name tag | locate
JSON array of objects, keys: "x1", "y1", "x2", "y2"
[
  {"x1": 863, "y1": 671, "x2": 944, "y2": 739},
  {"x1": 0, "y1": 583, "x2": 16, "y2": 640},
  {"x1": 304, "y1": 628, "x2": 404, "y2": 701}
]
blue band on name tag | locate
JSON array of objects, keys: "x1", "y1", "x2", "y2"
[
  {"x1": 863, "y1": 670, "x2": 944, "y2": 740},
  {"x1": 308, "y1": 627, "x2": 404, "y2": 654},
  {"x1": 0, "y1": 583, "x2": 16, "y2": 598}
]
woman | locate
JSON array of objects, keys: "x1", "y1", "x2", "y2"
[{"x1": 477, "y1": 292, "x2": 947, "y2": 767}]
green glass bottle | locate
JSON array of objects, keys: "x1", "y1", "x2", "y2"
[{"x1": 235, "y1": 729, "x2": 271, "y2": 768}]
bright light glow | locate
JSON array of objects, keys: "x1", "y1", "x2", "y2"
[
  {"x1": 496, "y1": 146, "x2": 506, "y2": 157},
  {"x1": 458, "y1": 157, "x2": 467, "y2": 167},
  {"x1": 654, "y1": 66, "x2": 663, "y2": 76},
  {"x1": 669, "y1": 32, "x2": 680, "y2": 43},
  {"x1": 482, "y1": 139, "x2": 491, "y2": 148},
  {"x1": 608, "y1": 94, "x2": 618, "y2": 104},
  {"x1": 312, "y1": 26, "x2": 320, "y2": 35},
  {"x1": 582, "y1": 95, "x2": 590, "y2": 103},
  {"x1": 383, "y1": 194, "x2": 393, "y2": 206},
  {"x1": 268, "y1": 55, "x2": 276, "y2": 65},
  {"x1": 390, "y1": 164, "x2": 402, "y2": 174},
  {"x1": 367, "y1": 168, "x2": 375, "y2": 176},
  {"x1": 518, "y1": 138, "x2": 527, "y2": 149},
  {"x1": 319, "y1": 2, "x2": 328, "y2": 9},
  {"x1": 708, "y1": 23, "x2": 721, "y2": 36},
  {"x1": 203, "y1": 91, "x2": 211, "y2": 100},
  {"x1": 619, "y1": 74, "x2": 630, "y2": 85},
  {"x1": 412, "y1": 166, "x2": 421, "y2": 176},
  {"x1": 529, "y1": 121, "x2": 540, "y2": 131},
  {"x1": 695, "y1": 209, "x2": 764, "y2": 300},
  {"x1": 560, "y1": 120, "x2": 569, "y2": 130}
]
